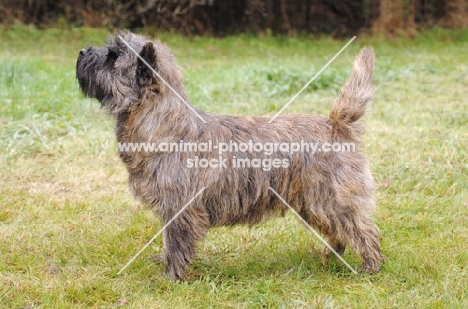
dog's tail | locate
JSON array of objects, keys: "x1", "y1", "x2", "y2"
[{"x1": 329, "y1": 47, "x2": 374, "y2": 140}]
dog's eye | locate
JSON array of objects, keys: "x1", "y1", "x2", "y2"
[{"x1": 106, "y1": 49, "x2": 119, "y2": 65}]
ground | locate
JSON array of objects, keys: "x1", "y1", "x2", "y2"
[{"x1": 0, "y1": 26, "x2": 467, "y2": 308}]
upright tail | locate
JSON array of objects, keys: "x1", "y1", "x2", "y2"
[{"x1": 329, "y1": 47, "x2": 375, "y2": 139}]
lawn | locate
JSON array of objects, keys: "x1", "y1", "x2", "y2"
[{"x1": 0, "y1": 25, "x2": 467, "y2": 308}]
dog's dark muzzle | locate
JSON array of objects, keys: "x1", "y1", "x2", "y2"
[
  {"x1": 77, "y1": 46, "x2": 98, "y2": 59},
  {"x1": 76, "y1": 46, "x2": 106, "y2": 101}
]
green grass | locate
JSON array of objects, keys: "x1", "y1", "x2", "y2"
[{"x1": 1, "y1": 25, "x2": 467, "y2": 308}]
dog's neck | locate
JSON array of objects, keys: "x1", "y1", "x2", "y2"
[{"x1": 115, "y1": 93, "x2": 205, "y2": 144}]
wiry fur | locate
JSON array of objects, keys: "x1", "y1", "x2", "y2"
[{"x1": 76, "y1": 31, "x2": 383, "y2": 280}]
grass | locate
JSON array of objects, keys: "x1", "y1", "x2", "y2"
[{"x1": 1, "y1": 25, "x2": 467, "y2": 308}]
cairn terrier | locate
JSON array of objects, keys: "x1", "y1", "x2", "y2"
[{"x1": 76, "y1": 30, "x2": 383, "y2": 280}]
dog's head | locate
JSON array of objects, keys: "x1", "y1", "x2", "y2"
[{"x1": 76, "y1": 30, "x2": 183, "y2": 116}]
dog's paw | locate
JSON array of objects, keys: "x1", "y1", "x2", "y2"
[
  {"x1": 151, "y1": 254, "x2": 164, "y2": 263},
  {"x1": 164, "y1": 265, "x2": 186, "y2": 281},
  {"x1": 324, "y1": 244, "x2": 346, "y2": 258},
  {"x1": 359, "y1": 263, "x2": 381, "y2": 274}
]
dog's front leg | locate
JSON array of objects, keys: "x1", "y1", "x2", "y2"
[{"x1": 160, "y1": 203, "x2": 208, "y2": 280}]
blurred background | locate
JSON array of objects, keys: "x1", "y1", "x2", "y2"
[{"x1": 0, "y1": 0, "x2": 466, "y2": 36}]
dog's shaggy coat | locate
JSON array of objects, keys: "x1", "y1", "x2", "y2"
[{"x1": 76, "y1": 31, "x2": 383, "y2": 280}]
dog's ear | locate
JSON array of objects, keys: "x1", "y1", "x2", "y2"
[{"x1": 137, "y1": 42, "x2": 157, "y2": 88}]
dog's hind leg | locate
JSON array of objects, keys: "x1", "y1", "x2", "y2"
[
  {"x1": 344, "y1": 214, "x2": 383, "y2": 273},
  {"x1": 330, "y1": 196, "x2": 383, "y2": 273}
]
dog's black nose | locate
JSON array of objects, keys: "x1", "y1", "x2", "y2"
[{"x1": 79, "y1": 49, "x2": 87, "y2": 57}]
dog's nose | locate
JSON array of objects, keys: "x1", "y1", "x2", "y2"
[{"x1": 79, "y1": 48, "x2": 87, "y2": 57}]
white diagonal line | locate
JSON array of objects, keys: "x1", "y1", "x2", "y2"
[
  {"x1": 118, "y1": 35, "x2": 207, "y2": 124},
  {"x1": 268, "y1": 36, "x2": 356, "y2": 123},
  {"x1": 268, "y1": 187, "x2": 358, "y2": 274},
  {"x1": 117, "y1": 187, "x2": 206, "y2": 275}
]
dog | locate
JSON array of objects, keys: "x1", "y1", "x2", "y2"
[{"x1": 76, "y1": 30, "x2": 383, "y2": 280}]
